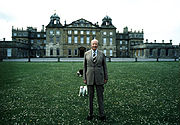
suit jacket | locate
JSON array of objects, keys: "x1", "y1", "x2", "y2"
[{"x1": 83, "y1": 49, "x2": 108, "y2": 85}]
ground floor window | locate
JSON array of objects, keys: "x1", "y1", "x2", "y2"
[
  {"x1": 150, "y1": 49, "x2": 153, "y2": 56},
  {"x1": 68, "y1": 49, "x2": 71, "y2": 56},
  {"x1": 50, "y1": 48, "x2": 53, "y2": 55},
  {"x1": 174, "y1": 50, "x2": 177, "y2": 57},
  {"x1": 7, "y1": 48, "x2": 12, "y2": 57},
  {"x1": 57, "y1": 48, "x2": 60, "y2": 55},
  {"x1": 138, "y1": 50, "x2": 140, "y2": 56},
  {"x1": 166, "y1": 49, "x2": 169, "y2": 56},
  {"x1": 74, "y1": 49, "x2": 78, "y2": 55},
  {"x1": 142, "y1": 49, "x2": 144, "y2": 56},
  {"x1": 158, "y1": 49, "x2": 161, "y2": 57},
  {"x1": 110, "y1": 49, "x2": 112, "y2": 56}
]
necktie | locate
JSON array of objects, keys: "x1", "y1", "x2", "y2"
[{"x1": 93, "y1": 51, "x2": 96, "y2": 62}]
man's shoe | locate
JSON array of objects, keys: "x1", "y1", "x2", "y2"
[
  {"x1": 87, "y1": 115, "x2": 93, "y2": 120},
  {"x1": 99, "y1": 116, "x2": 106, "y2": 121}
]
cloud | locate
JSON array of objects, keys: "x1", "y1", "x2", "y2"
[{"x1": 0, "y1": 11, "x2": 14, "y2": 22}]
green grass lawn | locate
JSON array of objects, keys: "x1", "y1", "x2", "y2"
[{"x1": 0, "y1": 62, "x2": 179, "y2": 124}]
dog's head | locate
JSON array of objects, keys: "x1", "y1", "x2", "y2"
[
  {"x1": 77, "y1": 69, "x2": 83, "y2": 77},
  {"x1": 80, "y1": 86, "x2": 84, "y2": 89}
]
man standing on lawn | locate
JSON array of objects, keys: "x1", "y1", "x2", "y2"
[{"x1": 83, "y1": 39, "x2": 108, "y2": 121}]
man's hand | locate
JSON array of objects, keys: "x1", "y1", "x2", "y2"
[
  {"x1": 104, "y1": 79, "x2": 108, "y2": 84},
  {"x1": 84, "y1": 80, "x2": 87, "y2": 84}
]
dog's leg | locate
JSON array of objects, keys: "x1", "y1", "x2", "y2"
[
  {"x1": 82, "y1": 87, "x2": 85, "y2": 96},
  {"x1": 84, "y1": 86, "x2": 88, "y2": 96}
]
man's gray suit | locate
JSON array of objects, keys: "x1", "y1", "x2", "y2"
[{"x1": 83, "y1": 49, "x2": 108, "y2": 117}]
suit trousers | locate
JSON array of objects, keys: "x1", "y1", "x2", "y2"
[{"x1": 87, "y1": 85, "x2": 104, "y2": 117}]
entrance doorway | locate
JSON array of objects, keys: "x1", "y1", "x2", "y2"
[{"x1": 79, "y1": 47, "x2": 86, "y2": 57}]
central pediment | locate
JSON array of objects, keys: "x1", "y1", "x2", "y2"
[{"x1": 66, "y1": 18, "x2": 99, "y2": 28}]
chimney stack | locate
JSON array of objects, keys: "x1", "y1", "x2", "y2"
[
  {"x1": 3, "y1": 38, "x2": 5, "y2": 41},
  {"x1": 146, "y1": 39, "x2": 148, "y2": 43},
  {"x1": 64, "y1": 20, "x2": 66, "y2": 26},
  {"x1": 154, "y1": 40, "x2": 156, "y2": 43},
  {"x1": 162, "y1": 40, "x2": 164, "y2": 43},
  {"x1": 170, "y1": 40, "x2": 172, "y2": 43},
  {"x1": 41, "y1": 25, "x2": 44, "y2": 32}
]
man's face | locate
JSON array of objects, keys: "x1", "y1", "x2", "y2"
[{"x1": 91, "y1": 40, "x2": 98, "y2": 51}]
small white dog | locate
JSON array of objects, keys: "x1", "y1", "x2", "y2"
[{"x1": 78, "y1": 86, "x2": 88, "y2": 96}]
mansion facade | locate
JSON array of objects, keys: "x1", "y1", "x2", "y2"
[
  {"x1": 45, "y1": 13, "x2": 117, "y2": 58},
  {"x1": 0, "y1": 13, "x2": 179, "y2": 59}
]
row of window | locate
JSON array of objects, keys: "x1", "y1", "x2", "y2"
[
  {"x1": 68, "y1": 30, "x2": 96, "y2": 35},
  {"x1": 103, "y1": 49, "x2": 113, "y2": 56},
  {"x1": 149, "y1": 49, "x2": 169, "y2": 57},
  {"x1": 103, "y1": 38, "x2": 113, "y2": 45},
  {"x1": 49, "y1": 37, "x2": 60, "y2": 43},
  {"x1": 30, "y1": 46, "x2": 45, "y2": 50},
  {"x1": 119, "y1": 52, "x2": 129, "y2": 56},
  {"x1": 37, "y1": 34, "x2": 46, "y2": 38},
  {"x1": 103, "y1": 31, "x2": 113, "y2": 36},
  {"x1": 67, "y1": 37, "x2": 114, "y2": 45},
  {"x1": 14, "y1": 39, "x2": 28, "y2": 43},
  {"x1": 49, "y1": 48, "x2": 113, "y2": 56},
  {"x1": 131, "y1": 41, "x2": 143, "y2": 45},
  {"x1": 50, "y1": 30, "x2": 60, "y2": 35},
  {"x1": 13, "y1": 32, "x2": 46, "y2": 38},
  {"x1": 120, "y1": 46, "x2": 128, "y2": 50},
  {"x1": 135, "y1": 49, "x2": 144, "y2": 57},
  {"x1": 50, "y1": 48, "x2": 60, "y2": 56},
  {"x1": 50, "y1": 48, "x2": 79, "y2": 56},
  {"x1": 31, "y1": 40, "x2": 46, "y2": 43},
  {"x1": 120, "y1": 40, "x2": 128, "y2": 44},
  {"x1": 13, "y1": 32, "x2": 28, "y2": 37},
  {"x1": 49, "y1": 30, "x2": 113, "y2": 36},
  {"x1": 129, "y1": 34, "x2": 143, "y2": 38},
  {"x1": 49, "y1": 30, "x2": 97, "y2": 35},
  {"x1": 134, "y1": 49, "x2": 174, "y2": 57},
  {"x1": 68, "y1": 36, "x2": 91, "y2": 44},
  {"x1": 72, "y1": 23, "x2": 92, "y2": 27}
]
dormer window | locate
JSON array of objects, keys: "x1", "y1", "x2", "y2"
[
  {"x1": 54, "y1": 20, "x2": 57, "y2": 24},
  {"x1": 101, "y1": 15, "x2": 113, "y2": 27},
  {"x1": 48, "y1": 13, "x2": 62, "y2": 27}
]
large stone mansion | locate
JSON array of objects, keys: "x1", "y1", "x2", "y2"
[{"x1": 0, "y1": 13, "x2": 179, "y2": 59}]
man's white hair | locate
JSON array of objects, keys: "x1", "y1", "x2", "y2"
[{"x1": 91, "y1": 39, "x2": 98, "y2": 44}]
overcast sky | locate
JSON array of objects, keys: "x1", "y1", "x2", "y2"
[{"x1": 0, "y1": 0, "x2": 180, "y2": 45}]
